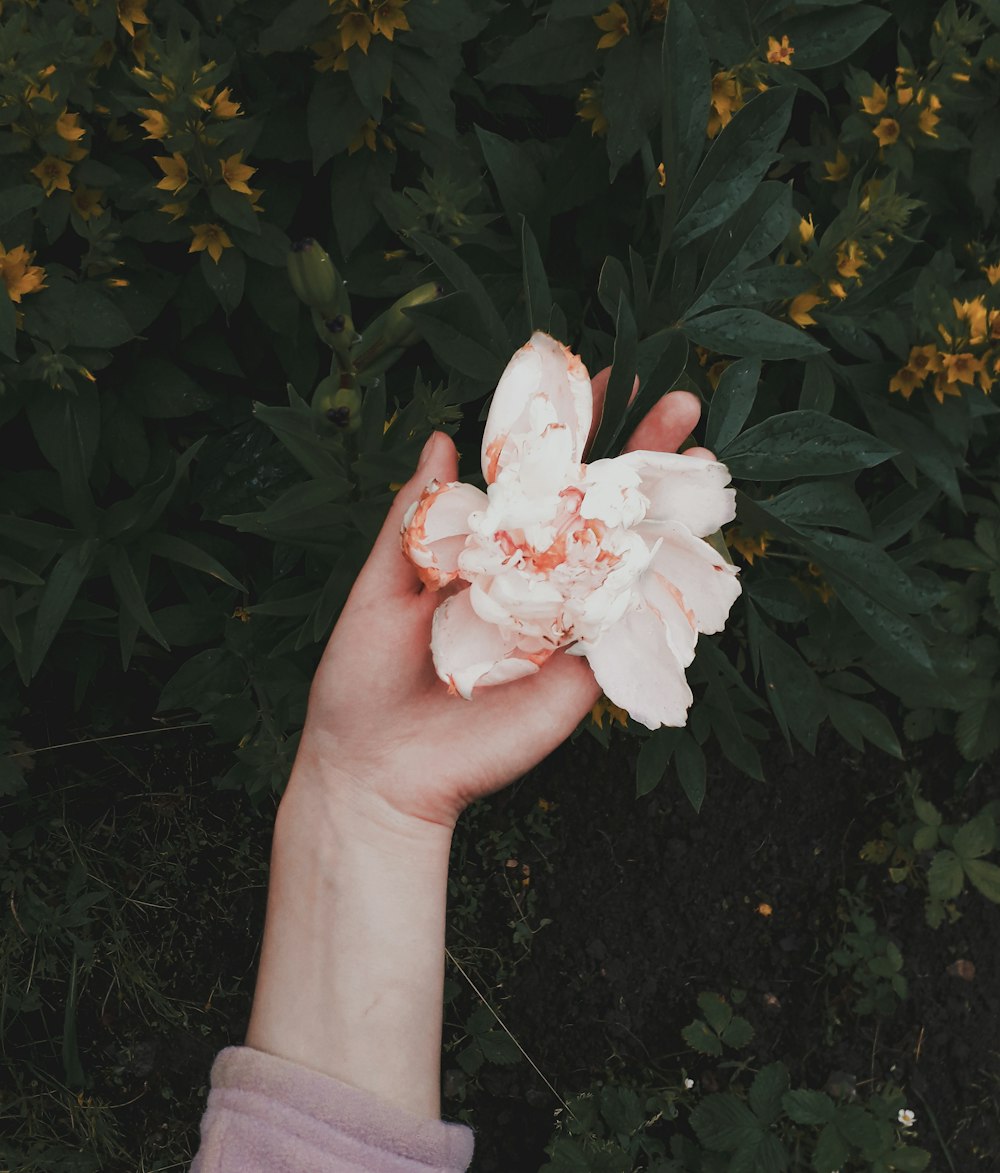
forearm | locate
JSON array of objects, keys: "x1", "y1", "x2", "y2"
[{"x1": 244, "y1": 760, "x2": 455, "y2": 1120}]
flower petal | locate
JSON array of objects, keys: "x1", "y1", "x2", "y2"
[
  {"x1": 431, "y1": 587, "x2": 547, "y2": 699},
  {"x1": 401, "y1": 480, "x2": 487, "y2": 590},
  {"x1": 481, "y1": 332, "x2": 593, "y2": 484},
  {"x1": 616, "y1": 451, "x2": 736, "y2": 537},
  {"x1": 577, "y1": 603, "x2": 694, "y2": 730},
  {"x1": 637, "y1": 520, "x2": 742, "y2": 634}
]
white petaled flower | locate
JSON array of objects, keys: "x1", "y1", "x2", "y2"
[
  {"x1": 401, "y1": 331, "x2": 742, "y2": 730},
  {"x1": 683, "y1": 1077, "x2": 695, "y2": 1090},
  {"x1": 897, "y1": 1108, "x2": 916, "y2": 1128}
]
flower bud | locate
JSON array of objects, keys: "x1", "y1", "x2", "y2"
[
  {"x1": 355, "y1": 282, "x2": 444, "y2": 373},
  {"x1": 311, "y1": 308, "x2": 360, "y2": 368},
  {"x1": 313, "y1": 373, "x2": 363, "y2": 435},
  {"x1": 287, "y1": 238, "x2": 346, "y2": 314}
]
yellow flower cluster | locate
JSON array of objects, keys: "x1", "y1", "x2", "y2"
[
  {"x1": 591, "y1": 1, "x2": 672, "y2": 50},
  {"x1": 590, "y1": 696, "x2": 629, "y2": 730},
  {"x1": 1, "y1": 242, "x2": 47, "y2": 305},
  {"x1": 310, "y1": 0, "x2": 410, "y2": 67},
  {"x1": 860, "y1": 68, "x2": 943, "y2": 153},
  {"x1": 726, "y1": 526, "x2": 771, "y2": 566},
  {"x1": 889, "y1": 297, "x2": 1000, "y2": 404}
]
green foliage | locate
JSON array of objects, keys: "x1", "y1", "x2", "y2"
[
  {"x1": 826, "y1": 886, "x2": 908, "y2": 1017},
  {"x1": 1, "y1": 0, "x2": 999, "y2": 809},
  {"x1": 681, "y1": 991, "x2": 755, "y2": 1057}
]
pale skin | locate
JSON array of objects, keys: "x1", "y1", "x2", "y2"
[{"x1": 244, "y1": 372, "x2": 715, "y2": 1121}]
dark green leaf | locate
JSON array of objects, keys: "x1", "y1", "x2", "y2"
[
  {"x1": 602, "y1": 31, "x2": 662, "y2": 179},
  {"x1": 691, "y1": 1094, "x2": 762, "y2": 1151},
  {"x1": 812, "y1": 1121, "x2": 850, "y2": 1173},
  {"x1": 833, "y1": 1104, "x2": 882, "y2": 1151},
  {"x1": 749, "y1": 1063, "x2": 789, "y2": 1127},
  {"x1": 0, "y1": 283, "x2": 15, "y2": 359},
  {"x1": 477, "y1": 127, "x2": 547, "y2": 243},
  {"x1": 799, "y1": 357, "x2": 836, "y2": 413},
  {"x1": 695, "y1": 182, "x2": 795, "y2": 298},
  {"x1": 257, "y1": 0, "x2": 328, "y2": 53},
  {"x1": 781, "y1": 1090, "x2": 834, "y2": 1126},
  {"x1": 404, "y1": 294, "x2": 505, "y2": 384},
  {"x1": 130, "y1": 357, "x2": 215, "y2": 418},
  {"x1": 674, "y1": 89, "x2": 795, "y2": 249},
  {"x1": 0, "y1": 184, "x2": 44, "y2": 226},
  {"x1": 0, "y1": 554, "x2": 43, "y2": 586},
  {"x1": 521, "y1": 217, "x2": 553, "y2": 334},
  {"x1": 635, "y1": 727, "x2": 681, "y2": 796},
  {"x1": 826, "y1": 692, "x2": 902, "y2": 759},
  {"x1": 307, "y1": 73, "x2": 367, "y2": 172},
  {"x1": 926, "y1": 850, "x2": 964, "y2": 899},
  {"x1": 30, "y1": 539, "x2": 100, "y2": 676},
  {"x1": 776, "y1": 6, "x2": 891, "y2": 69},
  {"x1": 661, "y1": 0, "x2": 710, "y2": 199},
  {"x1": 705, "y1": 358, "x2": 760, "y2": 452},
  {"x1": 143, "y1": 533, "x2": 246, "y2": 592},
  {"x1": 952, "y1": 811, "x2": 995, "y2": 860},
  {"x1": 690, "y1": 264, "x2": 816, "y2": 314},
  {"x1": 761, "y1": 481, "x2": 871, "y2": 537},
  {"x1": 746, "y1": 604, "x2": 826, "y2": 751},
  {"x1": 955, "y1": 696, "x2": 1000, "y2": 760},
  {"x1": 719, "y1": 1015, "x2": 754, "y2": 1049},
  {"x1": 698, "y1": 991, "x2": 733, "y2": 1034},
  {"x1": 721, "y1": 410, "x2": 895, "y2": 479},
  {"x1": 685, "y1": 307, "x2": 826, "y2": 360},
  {"x1": 682, "y1": 1019, "x2": 723, "y2": 1056},
  {"x1": 208, "y1": 184, "x2": 261, "y2": 235},
  {"x1": 410, "y1": 232, "x2": 509, "y2": 356},
  {"x1": 107, "y1": 545, "x2": 169, "y2": 658},
  {"x1": 964, "y1": 859, "x2": 1000, "y2": 903},
  {"x1": 826, "y1": 575, "x2": 933, "y2": 671},
  {"x1": 348, "y1": 36, "x2": 392, "y2": 120},
  {"x1": 478, "y1": 19, "x2": 598, "y2": 86},
  {"x1": 861, "y1": 395, "x2": 963, "y2": 508},
  {"x1": 200, "y1": 246, "x2": 246, "y2": 315},
  {"x1": 675, "y1": 733, "x2": 706, "y2": 813},
  {"x1": 588, "y1": 293, "x2": 638, "y2": 460},
  {"x1": 597, "y1": 255, "x2": 631, "y2": 321}
]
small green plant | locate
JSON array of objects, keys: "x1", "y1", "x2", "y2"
[
  {"x1": 681, "y1": 991, "x2": 755, "y2": 1057},
  {"x1": 826, "y1": 887, "x2": 907, "y2": 1017}
]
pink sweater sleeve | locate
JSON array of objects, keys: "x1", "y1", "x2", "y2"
[{"x1": 190, "y1": 1047, "x2": 475, "y2": 1173}]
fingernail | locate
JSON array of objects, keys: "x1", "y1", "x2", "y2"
[{"x1": 417, "y1": 432, "x2": 437, "y2": 469}]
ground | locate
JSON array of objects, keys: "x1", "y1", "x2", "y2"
[{"x1": 2, "y1": 717, "x2": 997, "y2": 1171}]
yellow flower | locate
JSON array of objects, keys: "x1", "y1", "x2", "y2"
[
  {"x1": 30, "y1": 155, "x2": 73, "y2": 196},
  {"x1": 192, "y1": 85, "x2": 215, "y2": 112},
  {"x1": 918, "y1": 104, "x2": 941, "y2": 137},
  {"x1": 708, "y1": 70, "x2": 741, "y2": 138},
  {"x1": 860, "y1": 82, "x2": 888, "y2": 115},
  {"x1": 71, "y1": 185, "x2": 105, "y2": 221},
  {"x1": 212, "y1": 87, "x2": 242, "y2": 119},
  {"x1": 823, "y1": 149, "x2": 849, "y2": 182},
  {"x1": 940, "y1": 352, "x2": 985, "y2": 386},
  {"x1": 953, "y1": 297, "x2": 988, "y2": 346},
  {"x1": 591, "y1": 697, "x2": 629, "y2": 730},
  {"x1": 117, "y1": 0, "x2": 149, "y2": 38},
  {"x1": 158, "y1": 201, "x2": 188, "y2": 222},
  {"x1": 189, "y1": 222, "x2": 232, "y2": 263},
  {"x1": 873, "y1": 117, "x2": 900, "y2": 147},
  {"x1": 1, "y1": 243, "x2": 48, "y2": 303},
  {"x1": 24, "y1": 65, "x2": 57, "y2": 106},
  {"x1": 106, "y1": 277, "x2": 130, "y2": 287},
  {"x1": 789, "y1": 290, "x2": 824, "y2": 327},
  {"x1": 728, "y1": 527, "x2": 770, "y2": 565},
  {"x1": 371, "y1": 0, "x2": 409, "y2": 40},
  {"x1": 798, "y1": 214, "x2": 815, "y2": 244},
  {"x1": 339, "y1": 10, "x2": 374, "y2": 52},
  {"x1": 827, "y1": 279, "x2": 848, "y2": 300},
  {"x1": 154, "y1": 152, "x2": 189, "y2": 193},
  {"x1": 220, "y1": 151, "x2": 256, "y2": 195},
  {"x1": 138, "y1": 107, "x2": 169, "y2": 140},
  {"x1": 766, "y1": 35, "x2": 793, "y2": 66},
  {"x1": 55, "y1": 109, "x2": 86, "y2": 142},
  {"x1": 931, "y1": 371, "x2": 963, "y2": 404},
  {"x1": 908, "y1": 344, "x2": 942, "y2": 379},
  {"x1": 594, "y1": 3, "x2": 629, "y2": 50},
  {"x1": 896, "y1": 85, "x2": 914, "y2": 106},
  {"x1": 576, "y1": 87, "x2": 608, "y2": 137},
  {"x1": 836, "y1": 241, "x2": 865, "y2": 280},
  {"x1": 312, "y1": 37, "x2": 349, "y2": 72},
  {"x1": 657, "y1": 162, "x2": 666, "y2": 188},
  {"x1": 983, "y1": 262, "x2": 1000, "y2": 285},
  {"x1": 348, "y1": 118, "x2": 378, "y2": 154},
  {"x1": 889, "y1": 365, "x2": 922, "y2": 399}
]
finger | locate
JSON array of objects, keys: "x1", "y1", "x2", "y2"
[
  {"x1": 683, "y1": 445, "x2": 716, "y2": 461},
  {"x1": 353, "y1": 431, "x2": 460, "y2": 600},
  {"x1": 622, "y1": 390, "x2": 702, "y2": 455},
  {"x1": 586, "y1": 367, "x2": 639, "y2": 456}
]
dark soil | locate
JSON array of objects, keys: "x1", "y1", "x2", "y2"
[
  {"x1": 4, "y1": 720, "x2": 997, "y2": 1171},
  {"x1": 449, "y1": 727, "x2": 1000, "y2": 1171}
]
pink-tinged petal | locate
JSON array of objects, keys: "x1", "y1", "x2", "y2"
[
  {"x1": 401, "y1": 480, "x2": 487, "y2": 590},
  {"x1": 637, "y1": 520, "x2": 742, "y2": 635},
  {"x1": 582, "y1": 604, "x2": 694, "y2": 731},
  {"x1": 481, "y1": 332, "x2": 593, "y2": 484},
  {"x1": 431, "y1": 587, "x2": 547, "y2": 699},
  {"x1": 641, "y1": 569, "x2": 699, "y2": 669},
  {"x1": 615, "y1": 451, "x2": 737, "y2": 537}
]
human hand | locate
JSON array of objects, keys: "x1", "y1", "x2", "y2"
[{"x1": 287, "y1": 361, "x2": 718, "y2": 836}]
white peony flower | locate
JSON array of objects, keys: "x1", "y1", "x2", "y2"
[{"x1": 400, "y1": 331, "x2": 741, "y2": 730}]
